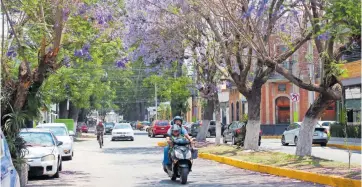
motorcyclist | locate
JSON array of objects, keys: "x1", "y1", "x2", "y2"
[
  {"x1": 96, "y1": 121, "x2": 104, "y2": 146},
  {"x1": 163, "y1": 116, "x2": 192, "y2": 169}
]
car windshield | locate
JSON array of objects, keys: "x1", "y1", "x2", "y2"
[
  {"x1": 105, "y1": 123, "x2": 114, "y2": 128},
  {"x1": 322, "y1": 122, "x2": 330, "y2": 126},
  {"x1": 114, "y1": 124, "x2": 131, "y2": 129},
  {"x1": 41, "y1": 126, "x2": 67, "y2": 136},
  {"x1": 20, "y1": 132, "x2": 55, "y2": 147},
  {"x1": 157, "y1": 121, "x2": 169, "y2": 126}
]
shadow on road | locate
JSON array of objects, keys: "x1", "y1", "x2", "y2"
[
  {"x1": 27, "y1": 170, "x2": 92, "y2": 187},
  {"x1": 133, "y1": 170, "x2": 320, "y2": 187}
]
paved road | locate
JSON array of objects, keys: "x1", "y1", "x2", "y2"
[
  {"x1": 28, "y1": 132, "x2": 326, "y2": 187},
  {"x1": 209, "y1": 138, "x2": 361, "y2": 164}
]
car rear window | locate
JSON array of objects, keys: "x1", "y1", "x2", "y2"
[{"x1": 157, "y1": 121, "x2": 169, "y2": 126}]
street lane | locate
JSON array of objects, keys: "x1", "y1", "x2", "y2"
[{"x1": 28, "y1": 132, "x2": 326, "y2": 187}]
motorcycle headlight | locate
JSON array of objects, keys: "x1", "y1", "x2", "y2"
[
  {"x1": 41, "y1": 154, "x2": 55, "y2": 161},
  {"x1": 175, "y1": 150, "x2": 184, "y2": 159}
]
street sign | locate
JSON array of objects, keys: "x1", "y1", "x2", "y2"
[{"x1": 290, "y1": 93, "x2": 300, "y2": 102}]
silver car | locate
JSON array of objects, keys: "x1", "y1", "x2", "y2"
[{"x1": 281, "y1": 122, "x2": 328, "y2": 146}]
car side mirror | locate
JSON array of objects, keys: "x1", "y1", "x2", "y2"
[
  {"x1": 69, "y1": 131, "x2": 75, "y2": 136},
  {"x1": 57, "y1": 141, "x2": 63, "y2": 146}
]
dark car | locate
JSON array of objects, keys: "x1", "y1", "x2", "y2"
[
  {"x1": 223, "y1": 121, "x2": 261, "y2": 146},
  {"x1": 104, "y1": 122, "x2": 115, "y2": 134},
  {"x1": 191, "y1": 121, "x2": 225, "y2": 138}
]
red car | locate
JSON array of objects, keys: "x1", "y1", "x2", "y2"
[
  {"x1": 148, "y1": 120, "x2": 171, "y2": 138},
  {"x1": 81, "y1": 125, "x2": 88, "y2": 133}
]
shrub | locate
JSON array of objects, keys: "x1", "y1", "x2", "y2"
[
  {"x1": 54, "y1": 119, "x2": 75, "y2": 132},
  {"x1": 330, "y1": 124, "x2": 361, "y2": 138}
]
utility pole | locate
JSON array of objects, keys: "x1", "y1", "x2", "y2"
[{"x1": 155, "y1": 83, "x2": 158, "y2": 120}]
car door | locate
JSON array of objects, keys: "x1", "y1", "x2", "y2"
[
  {"x1": 284, "y1": 124, "x2": 294, "y2": 143},
  {"x1": 291, "y1": 123, "x2": 300, "y2": 141},
  {"x1": 1, "y1": 131, "x2": 20, "y2": 187},
  {"x1": 225, "y1": 123, "x2": 236, "y2": 141}
]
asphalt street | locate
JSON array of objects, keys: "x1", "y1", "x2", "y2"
[{"x1": 27, "y1": 131, "x2": 327, "y2": 187}]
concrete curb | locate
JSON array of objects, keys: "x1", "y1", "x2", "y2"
[
  {"x1": 328, "y1": 144, "x2": 361, "y2": 151},
  {"x1": 199, "y1": 153, "x2": 361, "y2": 187},
  {"x1": 157, "y1": 141, "x2": 167, "y2": 147}
]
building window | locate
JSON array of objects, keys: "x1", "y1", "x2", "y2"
[
  {"x1": 278, "y1": 84, "x2": 286, "y2": 92},
  {"x1": 231, "y1": 103, "x2": 234, "y2": 121},
  {"x1": 236, "y1": 101, "x2": 240, "y2": 121}
]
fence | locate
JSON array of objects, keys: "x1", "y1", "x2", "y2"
[{"x1": 260, "y1": 124, "x2": 289, "y2": 135}]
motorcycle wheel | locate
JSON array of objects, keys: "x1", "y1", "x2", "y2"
[
  {"x1": 171, "y1": 175, "x2": 177, "y2": 181},
  {"x1": 180, "y1": 167, "x2": 189, "y2": 184}
]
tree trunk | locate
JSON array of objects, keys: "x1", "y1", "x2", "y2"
[
  {"x1": 244, "y1": 86, "x2": 262, "y2": 150},
  {"x1": 214, "y1": 95, "x2": 221, "y2": 145},
  {"x1": 196, "y1": 99, "x2": 214, "y2": 141},
  {"x1": 296, "y1": 94, "x2": 333, "y2": 156},
  {"x1": 58, "y1": 100, "x2": 68, "y2": 119},
  {"x1": 68, "y1": 101, "x2": 80, "y2": 123},
  {"x1": 78, "y1": 108, "x2": 88, "y2": 122},
  {"x1": 17, "y1": 162, "x2": 28, "y2": 187}
]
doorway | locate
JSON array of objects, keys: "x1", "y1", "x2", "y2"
[{"x1": 275, "y1": 96, "x2": 290, "y2": 124}]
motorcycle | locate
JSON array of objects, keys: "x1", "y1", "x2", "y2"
[{"x1": 163, "y1": 137, "x2": 196, "y2": 184}]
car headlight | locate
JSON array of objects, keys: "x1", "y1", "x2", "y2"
[
  {"x1": 41, "y1": 154, "x2": 55, "y2": 161},
  {"x1": 175, "y1": 150, "x2": 184, "y2": 159}
]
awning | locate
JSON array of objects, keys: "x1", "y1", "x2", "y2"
[{"x1": 345, "y1": 99, "x2": 361, "y2": 110}]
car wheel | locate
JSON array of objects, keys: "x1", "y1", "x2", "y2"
[
  {"x1": 148, "y1": 132, "x2": 151, "y2": 137},
  {"x1": 130, "y1": 137, "x2": 134, "y2": 141},
  {"x1": 111, "y1": 138, "x2": 114, "y2": 141},
  {"x1": 294, "y1": 136, "x2": 298, "y2": 146},
  {"x1": 206, "y1": 131, "x2": 211, "y2": 138},
  {"x1": 320, "y1": 143, "x2": 327, "y2": 146},
  {"x1": 59, "y1": 161, "x2": 62, "y2": 171},
  {"x1": 281, "y1": 135, "x2": 289, "y2": 146},
  {"x1": 152, "y1": 131, "x2": 155, "y2": 138},
  {"x1": 54, "y1": 161, "x2": 60, "y2": 178},
  {"x1": 223, "y1": 137, "x2": 227, "y2": 144}
]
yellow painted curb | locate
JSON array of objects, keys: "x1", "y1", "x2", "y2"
[
  {"x1": 262, "y1": 136, "x2": 282, "y2": 139},
  {"x1": 328, "y1": 144, "x2": 362, "y2": 151},
  {"x1": 157, "y1": 141, "x2": 167, "y2": 147},
  {"x1": 199, "y1": 153, "x2": 361, "y2": 187}
]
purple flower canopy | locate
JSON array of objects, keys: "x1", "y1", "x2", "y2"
[{"x1": 115, "y1": 57, "x2": 129, "y2": 68}]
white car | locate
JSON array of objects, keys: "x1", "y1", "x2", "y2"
[
  {"x1": 20, "y1": 129, "x2": 63, "y2": 178},
  {"x1": 111, "y1": 123, "x2": 134, "y2": 141},
  {"x1": 37, "y1": 123, "x2": 74, "y2": 160},
  {"x1": 1, "y1": 129, "x2": 21, "y2": 187},
  {"x1": 281, "y1": 122, "x2": 329, "y2": 146},
  {"x1": 319, "y1": 121, "x2": 336, "y2": 132}
]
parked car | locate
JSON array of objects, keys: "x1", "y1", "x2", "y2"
[
  {"x1": 223, "y1": 121, "x2": 262, "y2": 146},
  {"x1": 81, "y1": 125, "x2": 88, "y2": 133},
  {"x1": 281, "y1": 122, "x2": 328, "y2": 146},
  {"x1": 36, "y1": 123, "x2": 75, "y2": 160},
  {"x1": 111, "y1": 123, "x2": 134, "y2": 141},
  {"x1": 20, "y1": 128, "x2": 63, "y2": 178},
  {"x1": 104, "y1": 122, "x2": 115, "y2": 134},
  {"x1": 1, "y1": 129, "x2": 21, "y2": 187},
  {"x1": 183, "y1": 122, "x2": 192, "y2": 132},
  {"x1": 136, "y1": 121, "x2": 151, "y2": 131},
  {"x1": 190, "y1": 121, "x2": 225, "y2": 138},
  {"x1": 319, "y1": 121, "x2": 336, "y2": 133},
  {"x1": 148, "y1": 120, "x2": 171, "y2": 137}
]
